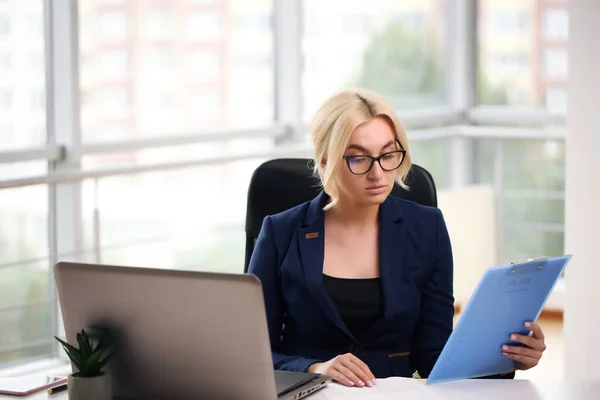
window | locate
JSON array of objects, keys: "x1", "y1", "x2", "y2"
[
  {"x1": 488, "y1": 11, "x2": 530, "y2": 32},
  {"x1": 31, "y1": 89, "x2": 45, "y2": 109},
  {"x1": 234, "y1": 13, "x2": 271, "y2": 32},
  {"x1": 0, "y1": 186, "x2": 51, "y2": 367},
  {"x1": 0, "y1": 123, "x2": 11, "y2": 144},
  {"x1": 0, "y1": 3, "x2": 48, "y2": 369},
  {"x1": 138, "y1": 47, "x2": 175, "y2": 84},
  {"x1": 302, "y1": 0, "x2": 446, "y2": 118},
  {"x1": 189, "y1": 51, "x2": 221, "y2": 81},
  {"x1": 506, "y1": 87, "x2": 530, "y2": 106},
  {"x1": 478, "y1": 0, "x2": 569, "y2": 107},
  {"x1": 491, "y1": 52, "x2": 530, "y2": 78},
  {"x1": 545, "y1": 87, "x2": 567, "y2": 114},
  {"x1": 98, "y1": 12, "x2": 128, "y2": 41},
  {"x1": 140, "y1": 12, "x2": 174, "y2": 41},
  {"x1": 0, "y1": 87, "x2": 11, "y2": 108},
  {"x1": 0, "y1": 15, "x2": 9, "y2": 35},
  {"x1": 341, "y1": 14, "x2": 374, "y2": 35},
  {"x1": 393, "y1": 12, "x2": 427, "y2": 32},
  {"x1": 97, "y1": 87, "x2": 129, "y2": 119},
  {"x1": 191, "y1": 89, "x2": 222, "y2": 120},
  {"x1": 79, "y1": 0, "x2": 274, "y2": 140},
  {"x1": 186, "y1": 12, "x2": 221, "y2": 42},
  {"x1": 26, "y1": 13, "x2": 43, "y2": 37},
  {"x1": 0, "y1": 3, "x2": 46, "y2": 152},
  {"x1": 100, "y1": 50, "x2": 129, "y2": 79},
  {"x1": 30, "y1": 53, "x2": 44, "y2": 70},
  {"x1": 545, "y1": 49, "x2": 568, "y2": 79},
  {"x1": 544, "y1": 9, "x2": 568, "y2": 40},
  {"x1": 0, "y1": 53, "x2": 10, "y2": 72}
]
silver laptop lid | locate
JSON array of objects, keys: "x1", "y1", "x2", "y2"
[{"x1": 54, "y1": 262, "x2": 278, "y2": 399}]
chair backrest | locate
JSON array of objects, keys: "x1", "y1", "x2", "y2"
[{"x1": 244, "y1": 158, "x2": 438, "y2": 272}]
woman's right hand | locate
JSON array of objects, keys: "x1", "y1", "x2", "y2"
[{"x1": 308, "y1": 353, "x2": 376, "y2": 388}]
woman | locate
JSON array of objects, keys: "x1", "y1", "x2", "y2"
[{"x1": 248, "y1": 88, "x2": 547, "y2": 387}]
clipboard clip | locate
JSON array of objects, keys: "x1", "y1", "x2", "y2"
[
  {"x1": 510, "y1": 256, "x2": 548, "y2": 267},
  {"x1": 508, "y1": 256, "x2": 548, "y2": 274}
]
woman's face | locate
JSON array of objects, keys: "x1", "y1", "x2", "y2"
[{"x1": 334, "y1": 117, "x2": 403, "y2": 207}]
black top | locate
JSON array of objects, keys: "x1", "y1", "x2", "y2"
[{"x1": 322, "y1": 274, "x2": 384, "y2": 338}]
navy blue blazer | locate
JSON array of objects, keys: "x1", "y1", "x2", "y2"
[{"x1": 248, "y1": 191, "x2": 510, "y2": 379}]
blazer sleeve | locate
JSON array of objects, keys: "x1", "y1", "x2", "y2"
[
  {"x1": 409, "y1": 209, "x2": 515, "y2": 380},
  {"x1": 409, "y1": 208, "x2": 455, "y2": 378},
  {"x1": 248, "y1": 215, "x2": 324, "y2": 373}
]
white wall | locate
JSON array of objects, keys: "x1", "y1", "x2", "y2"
[
  {"x1": 438, "y1": 185, "x2": 497, "y2": 308},
  {"x1": 564, "y1": 0, "x2": 600, "y2": 381}
]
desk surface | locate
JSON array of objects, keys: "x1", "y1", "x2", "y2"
[{"x1": 3, "y1": 378, "x2": 599, "y2": 400}]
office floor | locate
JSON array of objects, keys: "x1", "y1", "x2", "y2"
[{"x1": 42, "y1": 317, "x2": 565, "y2": 380}]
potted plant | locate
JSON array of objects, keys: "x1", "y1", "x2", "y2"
[{"x1": 54, "y1": 329, "x2": 114, "y2": 400}]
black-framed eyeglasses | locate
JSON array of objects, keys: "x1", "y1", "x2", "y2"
[{"x1": 342, "y1": 148, "x2": 406, "y2": 175}]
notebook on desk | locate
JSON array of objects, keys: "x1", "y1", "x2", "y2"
[
  {"x1": 426, "y1": 254, "x2": 572, "y2": 385},
  {"x1": 54, "y1": 262, "x2": 329, "y2": 400}
]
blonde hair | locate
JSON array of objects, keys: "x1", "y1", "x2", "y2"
[{"x1": 311, "y1": 88, "x2": 412, "y2": 210}]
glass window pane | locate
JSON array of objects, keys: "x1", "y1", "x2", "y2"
[
  {"x1": 543, "y1": 8, "x2": 568, "y2": 40},
  {"x1": 409, "y1": 137, "x2": 449, "y2": 190},
  {"x1": 0, "y1": 161, "x2": 46, "y2": 181},
  {"x1": 478, "y1": 0, "x2": 569, "y2": 110},
  {"x1": 475, "y1": 139, "x2": 566, "y2": 191},
  {"x1": 186, "y1": 12, "x2": 222, "y2": 42},
  {"x1": 0, "y1": 1, "x2": 47, "y2": 149},
  {"x1": 79, "y1": 0, "x2": 275, "y2": 143},
  {"x1": 0, "y1": 186, "x2": 51, "y2": 367},
  {"x1": 475, "y1": 138, "x2": 565, "y2": 263},
  {"x1": 302, "y1": 0, "x2": 447, "y2": 119},
  {"x1": 81, "y1": 148, "x2": 275, "y2": 273},
  {"x1": 504, "y1": 197, "x2": 565, "y2": 225},
  {"x1": 0, "y1": 185, "x2": 49, "y2": 283},
  {"x1": 503, "y1": 229, "x2": 564, "y2": 264},
  {"x1": 544, "y1": 48, "x2": 568, "y2": 79}
]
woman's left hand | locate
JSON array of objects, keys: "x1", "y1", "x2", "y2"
[{"x1": 502, "y1": 321, "x2": 547, "y2": 370}]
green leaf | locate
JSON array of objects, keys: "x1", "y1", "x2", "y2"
[
  {"x1": 77, "y1": 330, "x2": 93, "y2": 357},
  {"x1": 82, "y1": 349, "x2": 103, "y2": 376},
  {"x1": 54, "y1": 336, "x2": 84, "y2": 366},
  {"x1": 54, "y1": 336, "x2": 78, "y2": 354},
  {"x1": 62, "y1": 347, "x2": 85, "y2": 370},
  {"x1": 93, "y1": 332, "x2": 111, "y2": 352},
  {"x1": 97, "y1": 350, "x2": 115, "y2": 372}
]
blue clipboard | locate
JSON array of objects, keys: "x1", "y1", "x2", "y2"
[{"x1": 426, "y1": 254, "x2": 572, "y2": 385}]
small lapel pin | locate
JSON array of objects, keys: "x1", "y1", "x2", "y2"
[{"x1": 305, "y1": 232, "x2": 319, "y2": 239}]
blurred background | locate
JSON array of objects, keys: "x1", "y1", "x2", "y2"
[{"x1": 0, "y1": 0, "x2": 569, "y2": 376}]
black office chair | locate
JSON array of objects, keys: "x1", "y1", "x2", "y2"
[{"x1": 244, "y1": 158, "x2": 438, "y2": 273}]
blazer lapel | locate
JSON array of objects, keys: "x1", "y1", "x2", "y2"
[
  {"x1": 377, "y1": 196, "x2": 407, "y2": 320},
  {"x1": 298, "y1": 191, "x2": 357, "y2": 341}
]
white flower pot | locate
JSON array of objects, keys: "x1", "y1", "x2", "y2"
[{"x1": 67, "y1": 373, "x2": 111, "y2": 400}]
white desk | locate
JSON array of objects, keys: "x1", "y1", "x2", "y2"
[
  {"x1": 313, "y1": 378, "x2": 600, "y2": 399},
  {"x1": 4, "y1": 378, "x2": 599, "y2": 399}
]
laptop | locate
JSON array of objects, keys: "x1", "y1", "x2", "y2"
[{"x1": 54, "y1": 262, "x2": 330, "y2": 399}]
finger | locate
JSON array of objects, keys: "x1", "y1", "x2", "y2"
[
  {"x1": 503, "y1": 352, "x2": 539, "y2": 369},
  {"x1": 334, "y1": 364, "x2": 365, "y2": 387},
  {"x1": 340, "y1": 357, "x2": 371, "y2": 387},
  {"x1": 347, "y1": 354, "x2": 377, "y2": 383},
  {"x1": 510, "y1": 333, "x2": 546, "y2": 351},
  {"x1": 502, "y1": 344, "x2": 543, "y2": 360},
  {"x1": 525, "y1": 321, "x2": 545, "y2": 341},
  {"x1": 331, "y1": 371, "x2": 355, "y2": 387}
]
